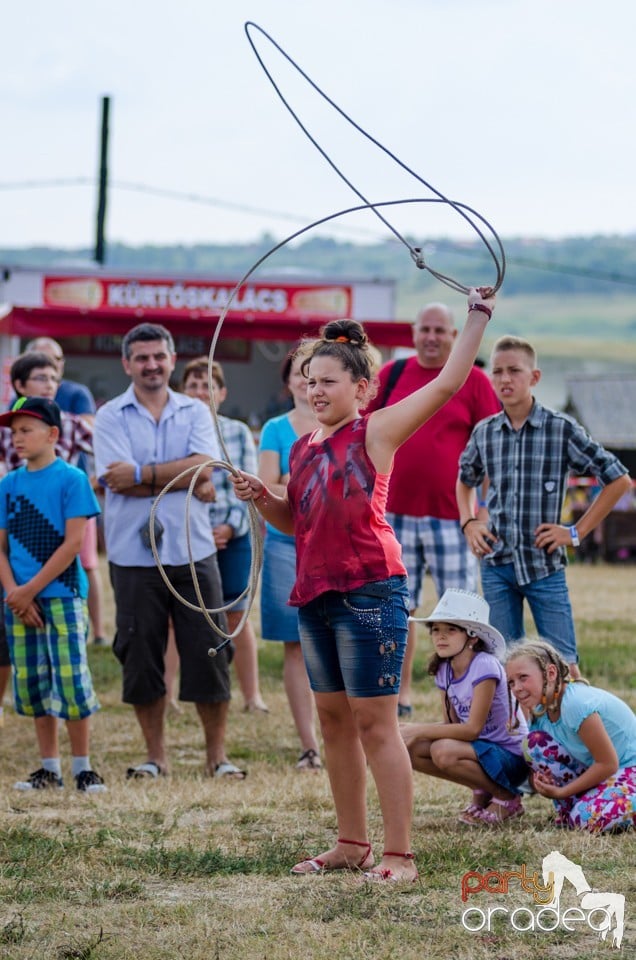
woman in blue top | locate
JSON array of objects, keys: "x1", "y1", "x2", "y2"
[
  {"x1": 258, "y1": 343, "x2": 321, "y2": 770},
  {"x1": 506, "y1": 639, "x2": 636, "y2": 832}
]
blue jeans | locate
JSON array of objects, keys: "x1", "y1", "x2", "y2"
[
  {"x1": 480, "y1": 563, "x2": 578, "y2": 663},
  {"x1": 297, "y1": 575, "x2": 409, "y2": 697}
]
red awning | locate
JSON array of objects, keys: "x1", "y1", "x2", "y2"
[{"x1": 0, "y1": 306, "x2": 413, "y2": 348}]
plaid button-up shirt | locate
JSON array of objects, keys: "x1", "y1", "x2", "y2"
[
  {"x1": 209, "y1": 415, "x2": 258, "y2": 540},
  {"x1": 459, "y1": 400, "x2": 629, "y2": 585}
]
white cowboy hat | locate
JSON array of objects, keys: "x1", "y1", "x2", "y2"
[{"x1": 411, "y1": 588, "x2": 506, "y2": 660}]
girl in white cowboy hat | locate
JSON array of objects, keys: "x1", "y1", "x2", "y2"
[{"x1": 401, "y1": 588, "x2": 529, "y2": 824}]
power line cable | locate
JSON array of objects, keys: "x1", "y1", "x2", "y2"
[{"x1": 1, "y1": 176, "x2": 635, "y2": 286}]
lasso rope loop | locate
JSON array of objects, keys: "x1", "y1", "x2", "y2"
[
  {"x1": 244, "y1": 20, "x2": 505, "y2": 295},
  {"x1": 149, "y1": 23, "x2": 506, "y2": 654},
  {"x1": 150, "y1": 459, "x2": 263, "y2": 656}
]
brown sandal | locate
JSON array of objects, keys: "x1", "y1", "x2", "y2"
[{"x1": 291, "y1": 837, "x2": 373, "y2": 874}]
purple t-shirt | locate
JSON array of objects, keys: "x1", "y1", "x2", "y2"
[{"x1": 435, "y1": 651, "x2": 527, "y2": 754}]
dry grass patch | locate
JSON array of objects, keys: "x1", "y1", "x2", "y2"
[{"x1": 0, "y1": 561, "x2": 634, "y2": 959}]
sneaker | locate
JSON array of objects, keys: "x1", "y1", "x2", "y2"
[
  {"x1": 75, "y1": 769, "x2": 107, "y2": 793},
  {"x1": 14, "y1": 768, "x2": 64, "y2": 791}
]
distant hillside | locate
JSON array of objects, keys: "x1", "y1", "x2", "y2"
[{"x1": 2, "y1": 234, "x2": 636, "y2": 341}]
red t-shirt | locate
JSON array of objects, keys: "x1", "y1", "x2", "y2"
[
  {"x1": 366, "y1": 358, "x2": 500, "y2": 518},
  {"x1": 287, "y1": 417, "x2": 406, "y2": 606}
]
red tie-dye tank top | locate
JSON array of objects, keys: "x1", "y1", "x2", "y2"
[{"x1": 286, "y1": 416, "x2": 406, "y2": 606}]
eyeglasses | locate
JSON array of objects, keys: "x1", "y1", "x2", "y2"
[{"x1": 27, "y1": 375, "x2": 60, "y2": 384}]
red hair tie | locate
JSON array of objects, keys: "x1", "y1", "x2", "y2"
[{"x1": 334, "y1": 336, "x2": 349, "y2": 343}]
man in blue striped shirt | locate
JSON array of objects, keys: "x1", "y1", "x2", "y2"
[{"x1": 457, "y1": 336, "x2": 631, "y2": 675}]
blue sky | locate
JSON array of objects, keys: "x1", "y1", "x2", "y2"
[{"x1": 1, "y1": 0, "x2": 635, "y2": 248}]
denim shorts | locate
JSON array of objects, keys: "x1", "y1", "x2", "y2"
[
  {"x1": 473, "y1": 739, "x2": 529, "y2": 794},
  {"x1": 297, "y1": 575, "x2": 409, "y2": 698}
]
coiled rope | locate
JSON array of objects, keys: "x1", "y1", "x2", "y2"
[{"x1": 149, "y1": 22, "x2": 506, "y2": 655}]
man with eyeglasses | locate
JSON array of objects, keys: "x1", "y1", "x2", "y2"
[{"x1": 24, "y1": 337, "x2": 96, "y2": 420}]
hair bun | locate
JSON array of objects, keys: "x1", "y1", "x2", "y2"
[{"x1": 322, "y1": 318, "x2": 367, "y2": 347}]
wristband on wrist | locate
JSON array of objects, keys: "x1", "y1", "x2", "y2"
[
  {"x1": 461, "y1": 517, "x2": 478, "y2": 534},
  {"x1": 478, "y1": 500, "x2": 487, "y2": 509},
  {"x1": 468, "y1": 302, "x2": 492, "y2": 320},
  {"x1": 133, "y1": 463, "x2": 142, "y2": 485},
  {"x1": 569, "y1": 525, "x2": 580, "y2": 547}
]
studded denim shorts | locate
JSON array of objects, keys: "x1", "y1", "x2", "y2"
[{"x1": 297, "y1": 575, "x2": 409, "y2": 697}]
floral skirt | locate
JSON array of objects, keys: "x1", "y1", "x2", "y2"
[{"x1": 525, "y1": 729, "x2": 636, "y2": 833}]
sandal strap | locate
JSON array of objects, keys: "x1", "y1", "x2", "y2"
[
  {"x1": 490, "y1": 797, "x2": 522, "y2": 810},
  {"x1": 382, "y1": 851, "x2": 415, "y2": 860},
  {"x1": 337, "y1": 838, "x2": 371, "y2": 850}
]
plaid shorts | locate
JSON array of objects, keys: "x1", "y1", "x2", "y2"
[
  {"x1": 5, "y1": 597, "x2": 99, "y2": 719},
  {"x1": 385, "y1": 513, "x2": 478, "y2": 611}
]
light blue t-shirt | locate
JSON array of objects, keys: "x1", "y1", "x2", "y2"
[
  {"x1": 0, "y1": 458, "x2": 100, "y2": 599},
  {"x1": 259, "y1": 413, "x2": 299, "y2": 544},
  {"x1": 531, "y1": 682, "x2": 636, "y2": 769}
]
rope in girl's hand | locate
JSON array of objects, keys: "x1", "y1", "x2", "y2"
[{"x1": 149, "y1": 460, "x2": 263, "y2": 657}]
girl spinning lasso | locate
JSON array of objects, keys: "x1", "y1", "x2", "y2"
[
  {"x1": 506, "y1": 639, "x2": 636, "y2": 833},
  {"x1": 233, "y1": 286, "x2": 494, "y2": 882}
]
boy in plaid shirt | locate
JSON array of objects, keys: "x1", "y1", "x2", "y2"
[
  {"x1": 0, "y1": 397, "x2": 106, "y2": 792},
  {"x1": 457, "y1": 335, "x2": 631, "y2": 675}
]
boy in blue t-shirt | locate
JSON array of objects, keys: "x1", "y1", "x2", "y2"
[{"x1": 0, "y1": 397, "x2": 106, "y2": 793}]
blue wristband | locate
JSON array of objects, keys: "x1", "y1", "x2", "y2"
[
  {"x1": 569, "y1": 525, "x2": 580, "y2": 547},
  {"x1": 134, "y1": 463, "x2": 142, "y2": 485}
]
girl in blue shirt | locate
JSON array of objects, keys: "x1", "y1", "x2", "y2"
[{"x1": 506, "y1": 639, "x2": 636, "y2": 832}]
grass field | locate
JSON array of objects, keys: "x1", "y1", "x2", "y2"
[{"x1": 0, "y1": 562, "x2": 634, "y2": 960}]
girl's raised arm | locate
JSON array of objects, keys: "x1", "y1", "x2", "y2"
[{"x1": 366, "y1": 287, "x2": 495, "y2": 472}]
